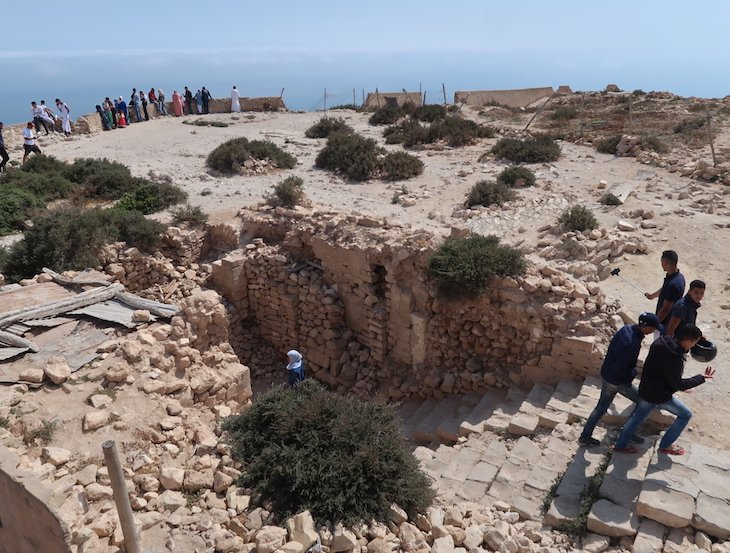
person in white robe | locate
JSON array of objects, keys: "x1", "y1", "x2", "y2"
[
  {"x1": 55, "y1": 99, "x2": 72, "y2": 136},
  {"x1": 230, "y1": 86, "x2": 241, "y2": 113}
]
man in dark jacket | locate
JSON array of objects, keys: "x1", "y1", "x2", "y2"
[
  {"x1": 645, "y1": 250, "x2": 685, "y2": 331},
  {"x1": 666, "y1": 279, "x2": 705, "y2": 337},
  {"x1": 184, "y1": 87, "x2": 193, "y2": 115},
  {"x1": 579, "y1": 313, "x2": 661, "y2": 447},
  {"x1": 614, "y1": 324, "x2": 714, "y2": 455}
]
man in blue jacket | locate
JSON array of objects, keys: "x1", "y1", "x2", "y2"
[
  {"x1": 614, "y1": 323, "x2": 714, "y2": 455},
  {"x1": 666, "y1": 279, "x2": 705, "y2": 337},
  {"x1": 579, "y1": 312, "x2": 662, "y2": 447}
]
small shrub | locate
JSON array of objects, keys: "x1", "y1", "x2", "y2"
[
  {"x1": 491, "y1": 136, "x2": 561, "y2": 163},
  {"x1": 380, "y1": 152, "x2": 424, "y2": 181},
  {"x1": 496, "y1": 166, "x2": 536, "y2": 187},
  {"x1": 595, "y1": 134, "x2": 622, "y2": 154},
  {"x1": 369, "y1": 105, "x2": 406, "y2": 126},
  {"x1": 384, "y1": 116, "x2": 494, "y2": 148},
  {"x1": 558, "y1": 205, "x2": 599, "y2": 232},
  {"x1": 315, "y1": 133, "x2": 382, "y2": 181},
  {"x1": 23, "y1": 419, "x2": 57, "y2": 445},
  {"x1": 327, "y1": 103, "x2": 360, "y2": 111},
  {"x1": 428, "y1": 234, "x2": 526, "y2": 298},
  {"x1": 64, "y1": 158, "x2": 135, "y2": 200},
  {"x1": 412, "y1": 104, "x2": 447, "y2": 122},
  {"x1": 1, "y1": 207, "x2": 165, "y2": 282},
  {"x1": 383, "y1": 120, "x2": 429, "y2": 146},
  {"x1": 115, "y1": 179, "x2": 187, "y2": 214},
  {"x1": 641, "y1": 135, "x2": 670, "y2": 154},
  {"x1": 265, "y1": 176, "x2": 305, "y2": 208},
  {"x1": 550, "y1": 106, "x2": 578, "y2": 120},
  {"x1": 207, "y1": 138, "x2": 297, "y2": 174},
  {"x1": 182, "y1": 119, "x2": 229, "y2": 127},
  {"x1": 223, "y1": 380, "x2": 434, "y2": 525},
  {"x1": 0, "y1": 186, "x2": 45, "y2": 235},
  {"x1": 674, "y1": 118, "x2": 705, "y2": 134},
  {"x1": 170, "y1": 204, "x2": 208, "y2": 227},
  {"x1": 599, "y1": 193, "x2": 621, "y2": 206},
  {"x1": 632, "y1": 89, "x2": 646, "y2": 95},
  {"x1": 305, "y1": 117, "x2": 354, "y2": 139},
  {"x1": 466, "y1": 180, "x2": 516, "y2": 207},
  {"x1": 21, "y1": 154, "x2": 66, "y2": 175}
]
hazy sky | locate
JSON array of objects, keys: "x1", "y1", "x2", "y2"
[{"x1": 2, "y1": 1, "x2": 729, "y2": 123}]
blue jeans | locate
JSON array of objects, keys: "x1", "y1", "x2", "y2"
[
  {"x1": 615, "y1": 396, "x2": 692, "y2": 449},
  {"x1": 132, "y1": 104, "x2": 142, "y2": 122},
  {"x1": 580, "y1": 379, "x2": 640, "y2": 440}
]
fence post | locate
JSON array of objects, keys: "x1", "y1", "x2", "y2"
[
  {"x1": 580, "y1": 93, "x2": 586, "y2": 136},
  {"x1": 706, "y1": 106, "x2": 717, "y2": 167},
  {"x1": 103, "y1": 440, "x2": 141, "y2": 553},
  {"x1": 442, "y1": 83, "x2": 447, "y2": 106},
  {"x1": 280, "y1": 88, "x2": 285, "y2": 99},
  {"x1": 352, "y1": 88, "x2": 356, "y2": 107},
  {"x1": 376, "y1": 88, "x2": 381, "y2": 108},
  {"x1": 323, "y1": 89, "x2": 327, "y2": 111}
]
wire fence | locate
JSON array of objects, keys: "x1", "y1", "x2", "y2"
[{"x1": 307, "y1": 84, "x2": 453, "y2": 111}]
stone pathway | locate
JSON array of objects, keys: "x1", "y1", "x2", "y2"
[{"x1": 399, "y1": 376, "x2": 730, "y2": 548}]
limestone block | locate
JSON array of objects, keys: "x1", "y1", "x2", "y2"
[
  {"x1": 693, "y1": 492, "x2": 730, "y2": 540},
  {"x1": 332, "y1": 525, "x2": 359, "y2": 552},
  {"x1": 256, "y1": 526, "x2": 288, "y2": 553},
  {"x1": 636, "y1": 480, "x2": 694, "y2": 528},
  {"x1": 160, "y1": 466, "x2": 185, "y2": 490},
  {"x1": 432, "y1": 535, "x2": 455, "y2": 553},
  {"x1": 586, "y1": 499, "x2": 638, "y2": 536},
  {"x1": 19, "y1": 368, "x2": 45, "y2": 383},
  {"x1": 85, "y1": 482, "x2": 113, "y2": 501},
  {"x1": 83, "y1": 410, "x2": 110, "y2": 432},
  {"x1": 285, "y1": 510, "x2": 318, "y2": 548},
  {"x1": 44, "y1": 357, "x2": 71, "y2": 384},
  {"x1": 631, "y1": 518, "x2": 666, "y2": 553},
  {"x1": 42, "y1": 446, "x2": 71, "y2": 466}
]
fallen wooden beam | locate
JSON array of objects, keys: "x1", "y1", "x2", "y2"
[
  {"x1": 0, "y1": 330, "x2": 39, "y2": 353},
  {"x1": 42, "y1": 268, "x2": 113, "y2": 287},
  {"x1": 114, "y1": 292, "x2": 179, "y2": 318}
]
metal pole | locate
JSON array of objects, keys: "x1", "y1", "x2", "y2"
[
  {"x1": 524, "y1": 94, "x2": 555, "y2": 132},
  {"x1": 352, "y1": 88, "x2": 356, "y2": 107},
  {"x1": 442, "y1": 83, "x2": 447, "y2": 106},
  {"x1": 280, "y1": 88, "x2": 285, "y2": 99},
  {"x1": 706, "y1": 106, "x2": 717, "y2": 167},
  {"x1": 324, "y1": 89, "x2": 327, "y2": 112},
  {"x1": 102, "y1": 440, "x2": 141, "y2": 553}
]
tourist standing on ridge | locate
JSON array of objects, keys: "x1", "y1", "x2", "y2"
[
  {"x1": 184, "y1": 87, "x2": 193, "y2": 115},
  {"x1": 116, "y1": 96, "x2": 129, "y2": 126},
  {"x1": 130, "y1": 88, "x2": 142, "y2": 122},
  {"x1": 96, "y1": 105, "x2": 111, "y2": 131},
  {"x1": 231, "y1": 85, "x2": 241, "y2": 113},
  {"x1": 614, "y1": 324, "x2": 714, "y2": 455},
  {"x1": 31, "y1": 101, "x2": 51, "y2": 134},
  {"x1": 666, "y1": 280, "x2": 705, "y2": 337},
  {"x1": 22, "y1": 122, "x2": 42, "y2": 163},
  {"x1": 195, "y1": 89, "x2": 203, "y2": 115},
  {"x1": 40, "y1": 101, "x2": 57, "y2": 131},
  {"x1": 148, "y1": 88, "x2": 159, "y2": 114},
  {"x1": 172, "y1": 90, "x2": 184, "y2": 117},
  {"x1": 202, "y1": 87, "x2": 211, "y2": 114},
  {"x1": 157, "y1": 89, "x2": 168, "y2": 115},
  {"x1": 644, "y1": 250, "x2": 685, "y2": 335},
  {"x1": 140, "y1": 91, "x2": 150, "y2": 121},
  {"x1": 55, "y1": 99, "x2": 72, "y2": 136},
  {"x1": 0, "y1": 122, "x2": 9, "y2": 172},
  {"x1": 286, "y1": 350, "x2": 306, "y2": 388},
  {"x1": 578, "y1": 312, "x2": 662, "y2": 447}
]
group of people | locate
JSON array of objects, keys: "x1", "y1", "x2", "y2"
[
  {"x1": 30, "y1": 99, "x2": 72, "y2": 137},
  {"x1": 580, "y1": 250, "x2": 713, "y2": 456},
  {"x1": 95, "y1": 88, "x2": 168, "y2": 131}
]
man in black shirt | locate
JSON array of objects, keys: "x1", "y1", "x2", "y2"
[{"x1": 645, "y1": 250, "x2": 685, "y2": 333}]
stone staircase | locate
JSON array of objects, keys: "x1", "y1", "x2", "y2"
[{"x1": 399, "y1": 376, "x2": 730, "y2": 544}]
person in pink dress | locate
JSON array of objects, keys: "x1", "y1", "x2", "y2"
[{"x1": 172, "y1": 90, "x2": 184, "y2": 117}]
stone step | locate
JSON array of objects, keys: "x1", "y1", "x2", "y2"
[
  {"x1": 484, "y1": 388, "x2": 527, "y2": 432},
  {"x1": 540, "y1": 379, "x2": 583, "y2": 429},
  {"x1": 458, "y1": 388, "x2": 508, "y2": 437},
  {"x1": 436, "y1": 393, "x2": 481, "y2": 443},
  {"x1": 414, "y1": 395, "x2": 461, "y2": 443},
  {"x1": 569, "y1": 375, "x2": 603, "y2": 420},
  {"x1": 508, "y1": 383, "x2": 554, "y2": 436},
  {"x1": 402, "y1": 397, "x2": 439, "y2": 441}
]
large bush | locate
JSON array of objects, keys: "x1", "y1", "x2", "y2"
[
  {"x1": 558, "y1": 205, "x2": 599, "y2": 232},
  {"x1": 466, "y1": 180, "x2": 516, "y2": 207},
  {"x1": 0, "y1": 186, "x2": 45, "y2": 235},
  {"x1": 368, "y1": 104, "x2": 415, "y2": 126},
  {"x1": 3, "y1": 171, "x2": 74, "y2": 202},
  {"x1": 550, "y1": 106, "x2": 578, "y2": 120},
  {"x1": 1, "y1": 207, "x2": 164, "y2": 282},
  {"x1": 62, "y1": 158, "x2": 134, "y2": 200},
  {"x1": 222, "y1": 381, "x2": 434, "y2": 525},
  {"x1": 171, "y1": 204, "x2": 208, "y2": 228},
  {"x1": 265, "y1": 176, "x2": 306, "y2": 208},
  {"x1": 412, "y1": 104, "x2": 447, "y2": 122},
  {"x1": 595, "y1": 135, "x2": 622, "y2": 155},
  {"x1": 496, "y1": 166, "x2": 536, "y2": 187},
  {"x1": 380, "y1": 152, "x2": 424, "y2": 180},
  {"x1": 385, "y1": 116, "x2": 494, "y2": 148},
  {"x1": 305, "y1": 117, "x2": 353, "y2": 139},
  {"x1": 428, "y1": 235, "x2": 526, "y2": 298},
  {"x1": 491, "y1": 136, "x2": 561, "y2": 163},
  {"x1": 315, "y1": 132, "x2": 382, "y2": 181},
  {"x1": 115, "y1": 179, "x2": 187, "y2": 214},
  {"x1": 207, "y1": 138, "x2": 297, "y2": 174}
]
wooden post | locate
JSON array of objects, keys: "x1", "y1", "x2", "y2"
[
  {"x1": 352, "y1": 88, "x2": 356, "y2": 107},
  {"x1": 361, "y1": 89, "x2": 365, "y2": 106},
  {"x1": 103, "y1": 440, "x2": 141, "y2": 553},
  {"x1": 442, "y1": 83, "x2": 447, "y2": 106},
  {"x1": 419, "y1": 82, "x2": 422, "y2": 104},
  {"x1": 323, "y1": 89, "x2": 327, "y2": 111},
  {"x1": 376, "y1": 88, "x2": 381, "y2": 108},
  {"x1": 706, "y1": 106, "x2": 717, "y2": 167},
  {"x1": 423, "y1": 91, "x2": 427, "y2": 105},
  {"x1": 580, "y1": 93, "x2": 586, "y2": 136},
  {"x1": 524, "y1": 94, "x2": 555, "y2": 131},
  {"x1": 627, "y1": 97, "x2": 633, "y2": 133},
  {"x1": 279, "y1": 88, "x2": 285, "y2": 99}
]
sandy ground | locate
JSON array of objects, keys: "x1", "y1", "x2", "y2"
[{"x1": 35, "y1": 108, "x2": 730, "y2": 448}]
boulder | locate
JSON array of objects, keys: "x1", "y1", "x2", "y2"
[
  {"x1": 285, "y1": 510, "x2": 318, "y2": 549},
  {"x1": 432, "y1": 535, "x2": 455, "y2": 553},
  {"x1": 42, "y1": 447, "x2": 71, "y2": 466},
  {"x1": 83, "y1": 410, "x2": 110, "y2": 432},
  {"x1": 85, "y1": 483, "x2": 113, "y2": 501},
  {"x1": 255, "y1": 526, "x2": 287, "y2": 553},
  {"x1": 158, "y1": 490, "x2": 186, "y2": 511},
  {"x1": 159, "y1": 466, "x2": 185, "y2": 490},
  {"x1": 44, "y1": 357, "x2": 71, "y2": 384},
  {"x1": 332, "y1": 525, "x2": 359, "y2": 552}
]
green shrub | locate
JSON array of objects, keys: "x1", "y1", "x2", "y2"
[
  {"x1": 265, "y1": 176, "x2": 305, "y2": 208},
  {"x1": 595, "y1": 135, "x2": 622, "y2": 154},
  {"x1": 380, "y1": 152, "x2": 424, "y2": 181},
  {"x1": 491, "y1": 136, "x2": 561, "y2": 163},
  {"x1": 558, "y1": 205, "x2": 599, "y2": 232},
  {"x1": 0, "y1": 207, "x2": 165, "y2": 282},
  {"x1": 222, "y1": 380, "x2": 434, "y2": 525},
  {"x1": 599, "y1": 193, "x2": 621, "y2": 206},
  {"x1": 305, "y1": 117, "x2": 354, "y2": 139},
  {"x1": 4, "y1": 171, "x2": 75, "y2": 202},
  {"x1": 632, "y1": 89, "x2": 646, "y2": 95},
  {"x1": 170, "y1": 204, "x2": 209, "y2": 227},
  {"x1": 369, "y1": 105, "x2": 404, "y2": 125},
  {"x1": 0, "y1": 186, "x2": 45, "y2": 235},
  {"x1": 315, "y1": 133, "x2": 382, "y2": 181},
  {"x1": 641, "y1": 135, "x2": 670, "y2": 154},
  {"x1": 412, "y1": 105, "x2": 447, "y2": 122},
  {"x1": 115, "y1": 179, "x2": 187, "y2": 214},
  {"x1": 59, "y1": 158, "x2": 136, "y2": 200},
  {"x1": 466, "y1": 180, "x2": 516, "y2": 207},
  {"x1": 21, "y1": 154, "x2": 66, "y2": 175},
  {"x1": 207, "y1": 138, "x2": 297, "y2": 174},
  {"x1": 550, "y1": 107, "x2": 578, "y2": 120},
  {"x1": 674, "y1": 118, "x2": 705, "y2": 134},
  {"x1": 428, "y1": 235, "x2": 526, "y2": 298},
  {"x1": 384, "y1": 116, "x2": 494, "y2": 148},
  {"x1": 327, "y1": 103, "x2": 360, "y2": 111},
  {"x1": 383, "y1": 120, "x2": 430, "y2": 146},
  {"x1": 496, "y1": 166, "x2": 536, "y2": 187}
]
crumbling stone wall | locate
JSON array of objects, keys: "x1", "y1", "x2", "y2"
[
  {"x1": 212, "y1": 212, "x2": 611, "y2": 398},
  {"x1": 363, "y1": 92, "x2": 423, "y2": 109},
  {"x1": 454, "y1": 87, "x2": 555, "y2": 108}
]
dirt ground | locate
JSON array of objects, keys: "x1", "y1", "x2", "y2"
[{"x1": 35, "y1": 105, "x2": 730, "y2": 448}]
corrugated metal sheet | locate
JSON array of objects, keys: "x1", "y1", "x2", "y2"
[
  {"x1": 0, "y1": 347, "x2": 29, "y2": 361},
  {"x1": 24, "y1": 317, "x2": 76, "y2": 328},
  {"x1": 70, "y1": 300, "x2": 158, "y2": 328}
]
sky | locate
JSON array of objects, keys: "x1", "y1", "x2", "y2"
[{"x1": 1, "y1": 0, "x2": 729, "y2": 124}]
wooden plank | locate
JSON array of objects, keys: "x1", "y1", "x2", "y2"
[
  {"x1": 114, "y1": 292, "x2": 179, "y2": 318},
  {"x1": 42, "y1": 267, "x2": 114, "y2": 287},
  {"x1": 0, "y1": 282, "x2": 77, "y2": 314}
]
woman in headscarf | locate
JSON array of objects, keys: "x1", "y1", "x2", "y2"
[
  {"x1": 172, "y1": 90, "x2": 184, "y2": 117},
  {"x1": 286, "y1": 350, "x2": 305, "y2": 388},
  {"x1": 157, "y1": 89, "x2": 168, "y2": 115},
  {"x1": 195, "y1": 89, "x2": 203, "y2": 115}
]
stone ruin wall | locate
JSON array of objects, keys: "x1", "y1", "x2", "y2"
[
  {"x1": 363, "y1": 92, "x2": 423, "y2": 109},
  {"x1": 211, "y1": 212, "x2": 614, "y2": 399},
  {"x1": 454, "y1": 87, "x2": 555, "y2": 108}
]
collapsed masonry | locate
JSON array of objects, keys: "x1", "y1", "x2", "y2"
[{"x1": 212, "y1": 209, "x2": 623, "y2": 399}]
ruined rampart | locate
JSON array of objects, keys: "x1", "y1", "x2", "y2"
[
  {"x1": 363, "y1": 92, "x2": 423, "y2": 109},
  {"x1": 212, "y1": 211, "x2": 614, "y2": 398},
  {"x1": 455, "y1": 87, "x2": 555, "y2": 108}
]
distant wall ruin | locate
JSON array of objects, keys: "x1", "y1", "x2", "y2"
[
  {"x1": 0, "y1": 445, "x2": 72, "y2": 553},
  {"x1": 363, "y1": 92, "x2": 423, "y2": 109},
  {"x1": 454, "y1": 87, "x2": 555, "y2": 108},
  {"x1": 212, "y1": 211, "x2": 610, "y2": 398}
]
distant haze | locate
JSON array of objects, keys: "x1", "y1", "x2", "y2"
[{"x1": 2, "y1": 1, "x2": 729, "y2": 124}]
